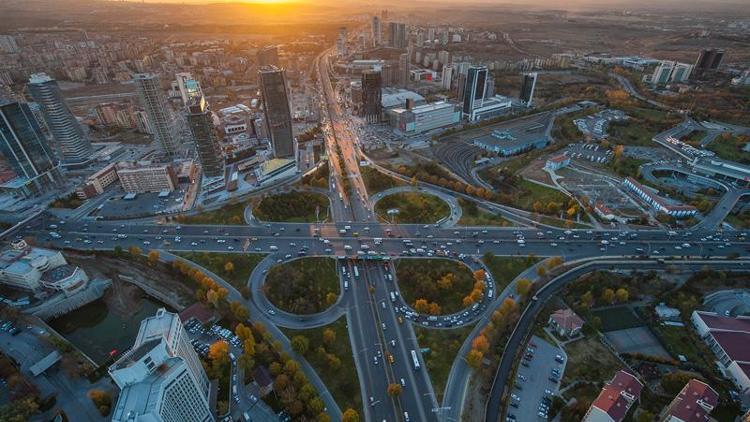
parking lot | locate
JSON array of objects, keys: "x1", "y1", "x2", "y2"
[
  {"x1": 93, "y1": 189, "x2": 186, "y2": 219},
  {"x1": 573, "y1": 108, "x2": 627, "y2": 140},
  {"x1": 563, "y1": 143, "x2": 613, "y2": 164},
  {"x1": 506, "y1": 335, "x2": 566, "y2": 421}
]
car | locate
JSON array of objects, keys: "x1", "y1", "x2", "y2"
[
  {"x1": 400, "y1": 378, "x2": 406, "y2": 387},
  {"x1": 373, "y1": 356, "x2": 379, "y2": 365},
  {"x1": 267, "y1": 309, "x2": 276, "y2": 315}
]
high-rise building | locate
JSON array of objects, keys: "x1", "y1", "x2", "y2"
[
  {"x1": 519, "y1": 72, "x2": 538, "y2": 107},
  {"x1": 456, "y1": 73, "x2": 467, "y2": 102},
  {"x1": 485, "y1": 73, "x2": 496, "y2": 98},
  {"x1": 257, "y1": 46, "x2": 279, "y2": 68},
  {"x1": 441, "y1": 65, "x2": 454, "y2": 90},
  {"x1": 437, "y1": 50, "x2": 451, "y2": 67},
  {"x1": 109, "y1": 308, "x2": 213, "y2": 422},
  {"x1": 362, "y1": 70, "x2": 383, "y2": 124},
  {"x1": 27, "y1": 73, "x2": 93, "y2": 166},
  {"x1": 371, "y1": 16, "x2": 382, "y2": 47},
  {"x1": 693, "y1": 48, "x2": 725, "y2": 78},
  {"x1": 651, "y1": 61, "x2": 693, "y2": 85},
  {"x1": 337, "y1": 27, "x2": 348, "y2": 56},
  {"x1": 187, "y1": 96, "x2": 225, "y2": 179},
  {"x1": 175, "y1": 72, "x2": 203, "y2": 105},
  {"x1": 134, "y1": 73, "x2": 180, "y2": 156},
  {"x1": 398, "y1": 53, "x2": 410, "y2": 87},
  {"x1": 388, "y1": 22, "x2": 407, "y2": 49},
  {"x1": 259, "y1": 66, "x2": 295, "y2": 159},
  {"x1": 0, "y1": 100, "x2": 63, "y2": 196},
  {"x1": 462, "y1": 65, "x2": 488, "y2": 116}
]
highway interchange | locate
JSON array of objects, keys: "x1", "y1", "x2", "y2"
[{"x1": 8, "y1": 47, "x2": 750, "y2": 422}]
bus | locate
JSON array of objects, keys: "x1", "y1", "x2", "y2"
[
  {"x1": 344, "y1": 280, "x2": 349, "y2": 291},
  {"x1": 353, "y1": 266, "x2": 359, "y2": 278},
  {"x1": 410, "y1": 350, "x2": 420, "y2": 370}
]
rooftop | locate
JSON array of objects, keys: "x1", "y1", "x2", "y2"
[
  {"x1": 695, "y1": 311, "x2": 750, "y2": 334},
  {"x1": 589, "y1": 371, "x2": 643, "y2": 422},
  {"x1": 664, "y1": 379, "x2": 718, "y2": 422}
]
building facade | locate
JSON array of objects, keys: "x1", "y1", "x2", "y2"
[
  {"x1": 27, "y1": 73, "x2": 93, "y2": 166},
  {"x1": 387, "y1": 101, "x2": 460, "y2": 135},
  {"x1": 462, "y1": 65, "x2": 488, "y2": 116},
  {"x1": 371, "y1": 16, "x2": 382, "y2": 47},
  {"x1": 187, "y1": 96, "x2": 225, "y2": 178},
  {"x1": 116, "y1": 161, "x2": 177, "y2": 193},
  {"x1": 520, "y1": 72, "x2": 538, "y2": 107},
  {"x1": 361, "y1": 70, "x2": 383, "y2": 124},
  {"x1": 622, "y1": 177, "x2": 698, "y2": 218},
  {"x1": 583, "y1": 371, "x2": 643, "y2": 422},
  {"x1": 175, "y1": 72, "x2": 204, "y2": 105},
  {"x1": 388, "y1": 22, "x2": 407, "y2": 48},
  {"x1": 75, "y1": 162, "x2": 119, "y2": 199},
  {"x1": 259, "y1": 66, "x2": 295, "y2": 159},
  {"x1": 134, "y1": 73, "x2": 180, "y2": 156}
]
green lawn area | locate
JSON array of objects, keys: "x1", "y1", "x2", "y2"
[
  {"x1": 561, "y1": 335, "x2": 623, "y2": 387},
  {"x1": 457, "y1": 198, "x2": 514, "y2": 227},
  {"x1": 395, "y1": 258, "x2": 475, "y2": 314},
  {"x1": 680, "y1": 129, "x2": 706, "y2": 146},
  {"x1": 650, "y1": 323, "x2": 714, "y2": 368},
  {"x1": 560, "y1": 382, "x2": 599, "y2": 404},
  {"x1": 374, "y1": 191, "x2": 450, "y2": 224},
  {"x1": 608, "y1": 156, "x2": 646, "y2": 179},
  {"x1": 175, "y1": 201, "x2": 247, "y2": 225},
  {"x1": 507, "y1": 180, "x2": 569, "y2": 213},
  {"x1": 361, "y1": 166, "x2": 403, "y2": 194},
  {"x1": 590, "y1": 306, "x2": 643, "y2": 332},
  {"x1": 177, "y1": 252, "x2": 265, "y2": 292},
  {"x1": 707, "y1": 134, "x2": 750, "y2": 165},
  {"x1": 265, "y1": 257, "x2": 339, "y2": 314},
  {"x1": 608, "y1": 107, "x2": 681, "y2": 147},
  {"x1": 481, "y1": 254, "x2": 539, "y2": 294},
  {"x1": 281, "y1": 317, "x2": 361, "y2": 416},
  {"x1": 253, "y1": 191, "x2": 330, "y2": 223},
  {"x1": 414, "y1": 324, "x2": 474, "y2": 402},
  {"x1": 724, "y1": 211, "x2": 750, "y2": 229}
]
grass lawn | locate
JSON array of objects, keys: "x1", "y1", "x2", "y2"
[
  {"x1": 508, "y1": 180, "x2": 570, "y2": 213},
  {"x1": 590, "y1": 306, "x2": 643, "y2": 332},
  {"x1": 650, "y1": 323, "x2": 714, "y2": 368},
  {"x1": 395, "y1": 258, "x2": 474, "y2": 314},
  {"x1": 375, "y1": 191, "x2": 450, "y2": 224},
  {"x1": 560, "y1": 382, "x2": 600, "y2": 404},
  {"x1": 177, "y1": 252, "x2": 265, "y2": 291},
  {"x1": 361, "y1": 166, "x2": 403, "y2": 194},
  {"x1": 280, "y1": 317, "x2": 361, "y2": 416},
  {"x1": 724, "y1": 212, "x2": 750, "y2": 229},
  {"x1": 707, "y1": 134, "x2": 750, "y2": 165},
  {"x1": 608, "y1": 156, "x2": 646, "y2": 179},
  {"x1": 265, "y1": 257, "x2": 339, "y2": 314},
  {"x1": 253, "y1": 191, "x2": 330, "y2": 223},
  {"x1": 175, "y1": 201, "x2": 247, "y2": 225},
  {"x1": 457, "y1": 198, "x2": 514, "y2": 227},
  {"x1": 680, "y1": 129, "x2": 706, "y2": 146},
  {"x1": 609, "y1": 107, "x2": 681, "y2": 147},
  {"x1": 481, "y1": 254, "x2": 539, "y2": 294},
  {"x1": 413, "y1": 324, "x2": 474, "y2": 402},
  {"x1": 561, "y1": 335, "x2": 622, "y2": 387}
]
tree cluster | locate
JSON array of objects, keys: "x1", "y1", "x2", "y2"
[
  {"x1": 265, "y1": 258, "x2": 338, "y2": 315},
  {"x1": 254, "y1": 191, "x2": 329, "y2": 223},
  {"x1": 396, "y1": 259, "x2": 474, "y2": 314}
]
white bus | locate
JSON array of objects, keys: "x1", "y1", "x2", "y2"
[
  {"x1": 410, "y1": 350, "x2": 420, "y2": 370},
  {"x1": 353, "y1": 266, "x2": 359, "y2": 278},
  {"x1": 389, "y1": 292, "x2": 396, "y2": 302},
  {"x1": 344, "y1": 280, "x2": 349, "y2": 291}
]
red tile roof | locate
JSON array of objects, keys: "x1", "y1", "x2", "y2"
[
  {"x1": 178, "y1": 302, "x2": 216, "y2": 325},
  {"x1": 664, "y1": 379, "x2": 718, "y2": 422},
  {"x1": 549, "y1": 154, "x2": 569, "y2": 163},
  {"x1": 589, "y1": 371, "x2": 643, "y2": 422},
  {"x1": 550, "y1": 308, "x2": 584, "y2": 332},
  {"x1": 696, "y1": 311, "x2": 750, "y2": 334},
  {"x1": 711, "y1": 331, "x2": 750, "y2": 363}
]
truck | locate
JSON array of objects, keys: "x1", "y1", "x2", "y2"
[
  {"x1": 353, "y1": 266, "x2": 359, "y2": 278},
  {"x1": 389, "y1": 291, "x2": 396, "y2": 302},
  {"x1": 410, "y1": 350, "x2": 421, "y2": 370}
]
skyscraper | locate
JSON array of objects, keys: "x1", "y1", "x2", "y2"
[
  {"x1": 388, "y1": 22, "x2": 407, "y2": 49},
  {"x1": 462, "y1": 65, "x2": 488, "y2": 116},
  {"x1": 27, "y1": 73, "x2": 93, "y2": 166},
  {"x1": 259, "y1": 66, "x2": 295, "y2": 159},
  {"x1": 361, "y1": 70, "x2": 383, "y2": 124},
  {"x1": 650, "y1": 61, "x2": 693, "y2": 85},
  {"x1": 441, "y1": 65, "x2": 454, "y2": 90},
  {"x1": 257, "y1": 45, "x2": 280, "y2": 68},
  {"x1": 187, "y1": 96, "x2": 225, "y2": 178},
  {"x1": 693, "y1": 48, "x2": 725, "y2": 78},
  {"x1": 371, "y1": 16, "x2": 382, "y2": 47},
  {"x1": 175, "y1": 72, "x2": 203, "y2": 105},
  {"x1": 0, "y1": 100, "x2": 63, "y2": 196},
  {"x1": 519, "y1": 72, "x2": 538, "y2": 107},
  {"x1": 134, "y1": 73, "x2": 180, "y2": 156},
  {"x1": 399, "y1": 53, "x2": 410, "y2": 87},
  {"x1": 109, "y1": 308, "x2": 213, "y2": 422}
]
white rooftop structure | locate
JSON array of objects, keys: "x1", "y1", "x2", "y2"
[{"x1": 381, "y1": 88, "x2": 425, "y2": 109}]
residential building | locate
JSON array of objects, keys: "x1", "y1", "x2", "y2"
[
  {"x1": 0, "y1": 240, "x2": 88, "y2": 295},
  {"x1": 187, "y1": 96, "x2": 225, "y2": 178},
  {"x1": 109, "y1": 308, "x2": 213, "y2": 422},
  {"x1": 75, "y1": 163, "x2": 119, "y2": 199},
  {"x1": 387, "y1": 101, "x2": 461, "y2": 135},
  {"x1": 691, "y1": 311, "x2": 750, "y2": 398},
  {"x1": 441, "y1": 65, "x2": 454, "y2": 90},
  {"x1": 520, "y1": 72, "x2": 538, "y2": 107},
  {"x1": 27, "y1": 73, "x2": 93, "y2": 166},
  {"x1": 545, "y1": 154, "x2": 570, "y2": 171},
  {"x1": 257, "y1": 45, "x2": 279, "y2": 68},
  {"x1": 462, "y1": 65, "x2": 488, "y2": 116},
  {"x1": 622, "y1": 177, "x2": 698, "y2": 218},
  {"x1": 548, "y1": 308, "x2": 584, "y2": 337},
  {"x1": 134, "y1": 73, "x2": 180, "y2": 156},
  {"x1": 175, "y1": 72, "x2": 204, "y2": 105},
  {"x1": 654, "y1": 303, "x2": 681, "y2": 321},
  {"x1": 0, "y1": 100, "x2": 63, "y2": 197},
  {"x1": 259, "y1": 66, "x2": 295, "y2": 159},
  {"x1": 362, "y1": 70, "x2": 383, "y2": 124},
  {"x1": 388, "y1": 22, "x2": 407, "y2": 48},
  {"x1": 659, "y1": 379, "x2": 718, "y2": 422},
  {"x1": 583, "y1": 370, "x2": 643, "y2": 422},
  {"x1": 116, "y1": 161, "x2": 177, "y2": 193},
  {"x1": 371, "y1": 16, "x2": 382, "y2": 47},
  {"x1": 473, "y1": 129, "x2": 548, "y2": 156},
  {"x1": 693, "y1": 48, "x2": 724, "y2": 78}
]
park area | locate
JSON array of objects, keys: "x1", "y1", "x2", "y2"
[
  {"x1": 374, "y1": 191, "x2": 450, "y2": 224},
  {"x1": 253, "y1": 191, "x2": 330, "y2": 223},
  {"x1": 361, "y1": 166, "x2": 403, "y2": 194},
  {"x1": 482, "y1": 254, "x2": 539, "y2": 293},
  {"x1": 264, "y1": 258, "x2": 339, "y2": 314},
  {"x1": 457, "y1": 198, "x2": 513, "y2": 227},
  {"x1": 394, "y1": 258, "x2": 476, "y2": 314},
  {"x1": 174, "y1": 201, "x2": 246, "y2": 225},
  {"x1": 608, "y1": 106, "x2": 682, "y2": 147},
  {"x1": 561, "y1": 335, "x2": 622, "y2": 388},
  {"x1": 414, "y1": 325, "x2": 474, "y2": 402},
  {"x1": 177, "y1": 252, "x2": 265, "y2": 293}
]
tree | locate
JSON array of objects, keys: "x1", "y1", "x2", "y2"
[
  {"x1": 471, "y1": 335, "x2": 490, "y2": 354},
  {"x1": 387, "y1": 383, "x2": 403, "y2": 396},
  {"x1": 230, "y1": 301, "x2": 249, "y2": 321},
  {"x1": 224, "y1": 260, "x2": 234, "y2": 274},
  {"x1": 580, "y1": 291, "x2": 594, "y2": 309},
  {"x1": 537, "y1": 266, "x2": 547, "y2": 277},
  {"x1": 284, "y1": 359, "x2": 301, "y2": 376},
  {"x1": 466, "y1": 349, "x2": 484, "y2": 369},
  {"x1": 661, "y1": 372, "x2": 697, "y2": 395},
  {"x1": 414, "y1": 298, "x2": 430, "y2": 313},
  {"x1": 437, "y1": 273, "x2": 454, "y2": 290},
  {"x1": 147, "y1": 250, "x2": 160, "y2": 266},
  {"x1": 516, "y1": 278, "x2": 532, "y2": 296},
  {"x1": 208, "y1": 341, "x2": 230, "y2": 365},
  {"x1": 591, "y1": 316, "x2": 602, "y2": 332},
  {"x1": 326, "y1": 292, "x2": 337, "y2": 306},
  {"x1": 128, "y1": 246, "x2": 142, "y2": 256},
  {"x1": 206, "y1": 290, "x2": 219, "y2": 307},
  {"x1": 291, "y1": 335, "x2": 310, "y2": 355},
  {"x1": 87, "y1": 389, "x2": 113, "y2": 416},
  {"x1": 323, "y1": 328, "x2": 336, "y2": 345},
  {"x1": 274, "y1": 373, "x2": 289, "y2": 390},
  {"x1": 342, "y1": 409, "x2": 360, "y2": 422},
  {"x1": 616, "y1": 288, "x2": 629, "y2": 303},
  {"x1": 473, "y1": 269, "x2": 486, "y2": 283},
  {"x1": 547, "y1": 256, "x2": 564, "y2": 268},
  {"x1": 601, "y1": 288, "x2": 616, "y2": 304}
]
